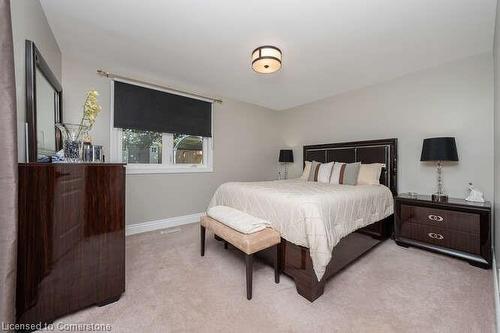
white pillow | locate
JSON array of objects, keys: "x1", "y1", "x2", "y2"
[
  {"x1": 300, "y1": 161, "x2": 312, "y2": 179},
  {"x1": 317, "y1": 162, "x2": 334, "y2": 183},
  {"x1": 329, "y1": 162, "x2": 345, "y2": 184},
  {"x1": 357, "y1": 163, "x2": 385, "y2": 185}
]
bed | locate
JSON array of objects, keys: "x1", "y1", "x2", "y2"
[{"x1": 209, "y1": 138, "x2": 398, "y2": 301}]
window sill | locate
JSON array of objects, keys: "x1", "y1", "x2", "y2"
[{"x1": 125, "y1": 165, "x2": 213, "y2": 175}]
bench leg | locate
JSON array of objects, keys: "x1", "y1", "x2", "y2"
[
  {"x1": 274, "y1": 244, "x2": 280, "y2": 284},
  {"x1": 200, "y1": 225, "x2": 206, "y2": 256},
  {"x1": 224, "y1": 241, "x2": 228, "y2": 250},
  {"x1": 246, "y1": 254, "x2": 253, "y2": 300}
]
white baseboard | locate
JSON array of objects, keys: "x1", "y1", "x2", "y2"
[
  {"x1": 494, "y1": 255, "x2": 500, "y2": 333},
  {"x1": 126, "y1": 212, "x2": 203, "y2": 236}
]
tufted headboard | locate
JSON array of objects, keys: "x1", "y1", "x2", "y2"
[{"x1": 303, "y1": 138, "x2": 398, "y2": 195}]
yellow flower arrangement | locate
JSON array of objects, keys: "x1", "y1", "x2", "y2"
[{"x1": 79, "y1": 89, "x2": 102, "y2": 142}]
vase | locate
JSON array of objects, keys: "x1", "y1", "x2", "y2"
[{"x1": 55, "y1": 123, "x2": 88, "y2": 162}]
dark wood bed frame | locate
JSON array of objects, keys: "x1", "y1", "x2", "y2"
[{"x1": 259, "y1": 138, "x2": 398, "y2": 302}]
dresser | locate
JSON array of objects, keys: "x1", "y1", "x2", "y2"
[
  {"x1": 17, "y1": 163, "x2": 126, "y2": 326},
  {"x1": 394, "y1": 194, "x2": 491, "y2": 268}
]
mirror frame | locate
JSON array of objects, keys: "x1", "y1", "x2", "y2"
[{"x1": 25, "y1": 40, "x2": 63, "y2": 162}]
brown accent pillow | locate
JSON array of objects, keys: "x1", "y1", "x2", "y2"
[
  {"x1": 338, "y1": 164, "x2": 346, "y2": 184},
  {"x1": 308, "y1": 161, "x2": 321, "y2": 182}
]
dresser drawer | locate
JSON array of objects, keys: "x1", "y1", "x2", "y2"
[
  {"x1": 399, "y1": 222, "x2": 480, "y2": 255},
  {"x1": 400, "y1": 204, "x2": 480, "y2": 234}
]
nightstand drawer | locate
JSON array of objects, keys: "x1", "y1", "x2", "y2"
[
  {"x1": 399, "y1": 222, "x2": 480, "y2": 255},
  {"x1": 400, "y1": 204, "x2": 480, "y2": 234}
]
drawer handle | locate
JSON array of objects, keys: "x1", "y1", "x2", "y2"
[
  {"x1": 428, "y1": 214, "x2": 444, "y2": 222},
  {"x1": 428, "y1": 232, "x2": 444, "y2": 240}
]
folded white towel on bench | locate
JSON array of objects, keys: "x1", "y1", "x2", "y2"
[{"x1": 206, "y1": 206, "x2": 271, "y2": 234}]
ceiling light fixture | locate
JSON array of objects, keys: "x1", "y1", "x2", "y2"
[{"x1": 251, "y1": 46, "x2": 282, "y2": 74}]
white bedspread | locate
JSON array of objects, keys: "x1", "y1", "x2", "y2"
[{"x1": 208, "y1": 179, "x2": 394, "y2": 280}]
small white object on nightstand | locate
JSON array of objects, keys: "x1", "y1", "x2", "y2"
[{"x1": 465, "y1": 183, "x2": 484, "y2": 203}]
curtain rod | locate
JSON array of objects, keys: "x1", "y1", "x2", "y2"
[{"x1": 96, "y1": 69, "x2": 223, "y2": 104}]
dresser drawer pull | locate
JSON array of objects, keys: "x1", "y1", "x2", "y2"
[
  {"x1": 428, "y1": 232, "x2": 444, "y2": 240},
  {"x1": 428, "y1": 214, "x2": 444, "y2": 222}
]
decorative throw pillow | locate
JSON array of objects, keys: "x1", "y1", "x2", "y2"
[
  {"x1": 330, "y1": 162, "x2": 345, "y2": 184},
  {"x1": 342, "y1": 162, "x2": 361, "y2": 185},
  {"x1": 300, "y1": 161, "x2": 312, "y2": 180},
  {"x1": 307, "y1": 161, "x2": 321, "y2": 182},
  {"x1": 330, "y1": 162, "x2": 361, "y2": 185},
  {"x1": 317, "y1": 162, "x2": 334, "y2": 183},
  {"x1": 357, "y1": 163, "x2": 385, "y2": 185}
]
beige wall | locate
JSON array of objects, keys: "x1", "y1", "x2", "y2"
[
  {"x1": 61, "y1": 56, "x2": 283, "y2": 224},
  {"x1": 10, "y1": 0, "x2": 61, "y2": 162},
  {"x1": 279, "y1": 53, "x2": 494, "y2": 201}
]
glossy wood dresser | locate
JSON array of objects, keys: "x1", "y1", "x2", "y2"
[
  {"x1": 17, "y1": 163, "x2": 126, "y2": 326},
  {"x1": 394, "y1": 194, "x2": 491, "y2": 268}
]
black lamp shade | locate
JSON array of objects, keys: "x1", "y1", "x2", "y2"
[
  {"x1": 279, "y1": 149, "x2": 294, "y2": 163},
  {"x1": 420, "y1": 137, "x2": 459, "y2": 162}
]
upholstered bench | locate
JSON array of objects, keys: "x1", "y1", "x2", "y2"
[{"x1": 200, "y1": 215, "x2": 280, "y2": 300}]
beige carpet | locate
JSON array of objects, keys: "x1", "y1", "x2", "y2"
[{"x1": 48, "y1": 223, "x2": 494, "y2": 333}]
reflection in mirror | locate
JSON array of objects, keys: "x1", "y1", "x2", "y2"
[
  {"x1": 25, "y1": 40, "x2": 62, "y2": 162},
  {"x1": 35, "y1": 68, "x2": 57, "y2": 156}
]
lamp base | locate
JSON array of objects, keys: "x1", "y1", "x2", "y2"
[{"x1": 432, "y1": 193, "x2": 448, "y2": 202}]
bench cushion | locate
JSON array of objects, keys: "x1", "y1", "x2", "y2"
[{"x1": 201, "y1": 216, "x2": 280, "y2": 254}]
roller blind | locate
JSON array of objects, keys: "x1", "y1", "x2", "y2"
[{"x1": 113, "y1": 81, "x2": 212, "y2": 137}]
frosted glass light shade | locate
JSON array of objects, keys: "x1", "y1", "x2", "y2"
[{"x1": 251, "y1": 46, "x2": 282, "y2": 74}]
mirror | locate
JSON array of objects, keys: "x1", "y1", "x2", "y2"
[
  {"x1": 25, "y1": 40, "x2": 62, "y2": 162},
  {"x1": 35, "y1": 68, "x2": 57, "y2": 155}
]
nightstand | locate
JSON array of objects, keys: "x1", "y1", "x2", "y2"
[{"x1": 394, "y1": 194, "x2": 492, "y2": 268}]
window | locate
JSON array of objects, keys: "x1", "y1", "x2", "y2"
[
  {"x1": 173, "y1": 134, "x2": 204, "y2": 164},
  {"x1": 122, "y1": 129, "x2": 163, "y2": 164},
  {"x1": 111, "y1": 80, "x2": 213, "y2": 174}
]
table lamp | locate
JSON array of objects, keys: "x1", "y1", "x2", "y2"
[
  {"x1": 279, "y1": 149, "x2": 294, "y2": 179},
  {"x1": 420, "y1": 137, "x2": 458, "y2": 202}
]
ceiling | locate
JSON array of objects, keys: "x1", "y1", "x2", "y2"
[{"x1": 40, "y1": 0, "x2": 496, "y2": 110}]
